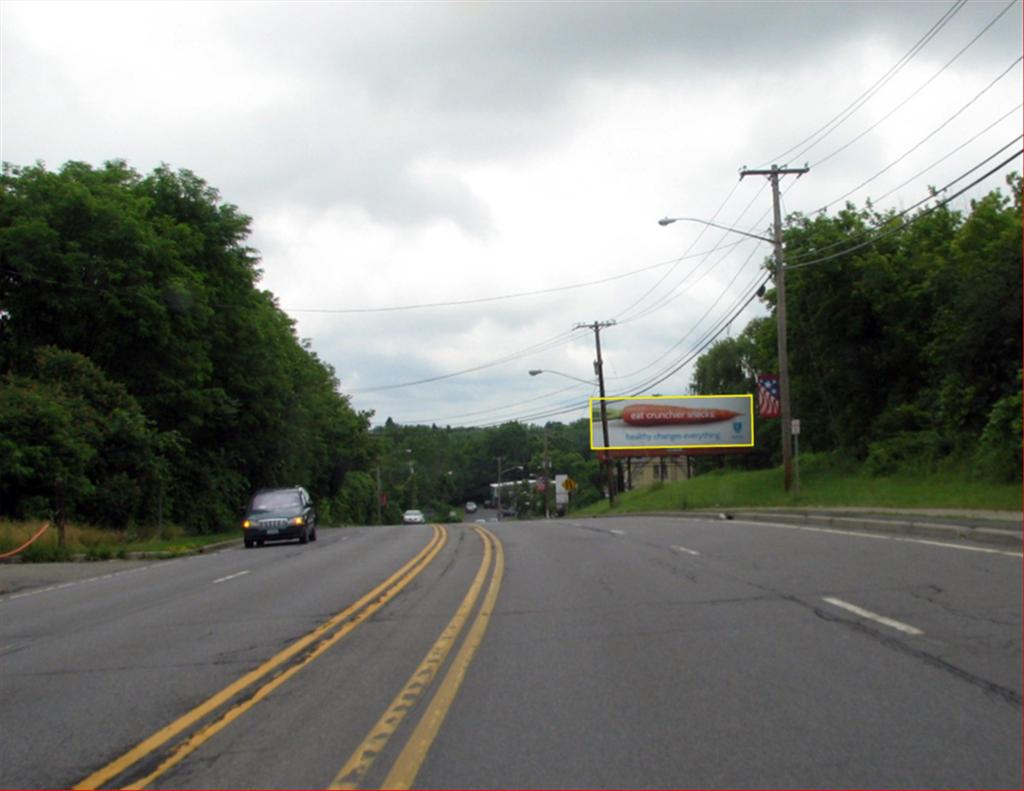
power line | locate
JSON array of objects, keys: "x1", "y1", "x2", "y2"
[
  {"x1": 617, "y1": 182, "x2": 769, "y2": 326},
  {"x1": 761, "y1": 0, "x2": 968, "y2": 167},
  {"x1": 808, "y1": 0, "x2": 1019, "y2": 169},
  {"x1": 871, "y1": 107, "x2": 1022, "y2": 204},
  {"x1": 787, "y1": 147, "x2": 1022, "y2": 272},
  {"x1": 347, "y1": 329, "x2": 577, "y2": 392},
  {"x1": 814, "y1": 55, "x2": 1023, "y2": 211},
  {"x1": 784, "y1": 135, "x2": 1024, "y2": 266}
]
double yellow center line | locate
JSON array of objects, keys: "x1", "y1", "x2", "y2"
[
  {"x1": 75, "y1": 523, "x2": 504, "y2": 790},
  {"x1": 331, "y1": 523, "x2": 504, "y2": 789}
]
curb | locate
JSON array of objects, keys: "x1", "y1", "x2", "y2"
[
  {"x1": 125, "y1": 539, "x2": 239, "y2": 560},
  {"x1": 637, "y1": 509, "x2": 1021, "y2": 548}
]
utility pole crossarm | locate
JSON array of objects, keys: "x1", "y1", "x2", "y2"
[{"x1": 739, "y1": 165, "x2": 810, "y2": 178}]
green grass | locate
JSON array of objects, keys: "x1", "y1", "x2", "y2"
[
  {"x1": 0, "y1": 520, "x2": 239, "y2": 562},
  {"x1": 576, "y1": 459, "x2": 1021, "y2": 516}
]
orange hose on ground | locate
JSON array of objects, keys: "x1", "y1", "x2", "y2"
[{"x1": 0, "y1": 522, "x2": 51, "y2": 559}]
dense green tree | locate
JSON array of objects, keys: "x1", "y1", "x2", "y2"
[
  {"x1": 0, "y1": 161, "x2": 376, "y2": 532},
  {"x1": 689, "y1": 174, "x2": 1021, "y2": 479}
]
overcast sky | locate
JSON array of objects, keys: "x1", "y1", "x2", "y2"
[{"x1": 2, "y1": 0, "x2": 1021, "y2": 428}]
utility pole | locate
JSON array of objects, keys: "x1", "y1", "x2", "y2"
[
  {"x1": 495, "y1": 456, "x2": 503, "y2": 522},
  {"x1": 375, "y1": 465, "x2": 383, "y2": 525},
  {"x1": 739, "y1": 163, "x2": 809, "y2": 491},
  {"x1": 543, "y1": 430, "x2": 551, "y2": 519},
  {"x1": 574, "y1": 319, "x2": 617, "y2": 506}
]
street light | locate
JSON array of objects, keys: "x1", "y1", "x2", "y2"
[
  {"x1": 528, "y1": 369, "x2": 596, "y2": 385},
  {"x1": 657, "y1": 216, "x2": 772, "y2": 243}
]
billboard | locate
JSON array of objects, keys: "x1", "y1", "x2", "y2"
[{"x1": 590, "y1": 394, "x2": 754, "y2": 451}]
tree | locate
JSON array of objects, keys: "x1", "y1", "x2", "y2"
[{"x1": 0, "y1": 161, "x2": 377, "y2": 531}]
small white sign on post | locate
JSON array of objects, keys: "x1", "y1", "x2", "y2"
[{"x1": 791, "y1": 419, "x2": 801, "y2": 436}]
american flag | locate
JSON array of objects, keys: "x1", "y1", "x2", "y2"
[{"x1": 757, "y1": 374, "x2": 780, "y2": 418}]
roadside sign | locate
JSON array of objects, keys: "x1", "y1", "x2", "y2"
[
  {"x1": 555, "y1": 474, "x2": 569, "y2": 507},
  {"x1": 562, "y1": 477, "x2": 577, "y2": 491},
  {"x1": 792, "y1": 419, "x2": 801, "y2": 436}
]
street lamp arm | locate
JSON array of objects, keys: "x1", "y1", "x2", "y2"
[
  {"x1": 658, "y1": 216, "x2": 772, "y2": 243},
  {"x1": 528, "y1": 369, "x2": 595, "y2": 385}
]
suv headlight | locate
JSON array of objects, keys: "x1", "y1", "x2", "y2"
[{"x1": 290, "y1": 516, "x2": 306, "y2": 526}]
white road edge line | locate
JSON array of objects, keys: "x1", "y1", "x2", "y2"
[
  {"x1": 671, "y1": 545, "x2": 700, "y2": 556},
  {"x1": 212, "y1": 570, "x2": 251, "y2": 585},
  {"x1": 0, "y1": 557, "x2": 192, "y2": 604},
  {"x1": 822, "y1": 596, "x2": 924, "y2": 636},
  {"x1": 609, "y1": 529, "x2": 625, "y2": 536},
  {"x1": 722, "y1": 519, "x2": 1021, "y2": 557},
  {"x1": 895, "y1": 537, "x2": 1023, "y2": 557}
]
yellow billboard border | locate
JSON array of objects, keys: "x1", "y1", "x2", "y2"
[{"x1": 589, "y1": 394, "x2": 755, "y2": 451}]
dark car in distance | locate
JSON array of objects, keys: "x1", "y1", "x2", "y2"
[{"x1": 242, "y1": 486, "x2": 317, "y2": 548}]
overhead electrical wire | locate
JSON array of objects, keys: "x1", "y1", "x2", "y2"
[
  {"x1": 403, "y1": 378, "x2": 587, "y2": 425},
  {"x1": 815, "y1": 55, "x2": 1023, "y2": 212},
  {"x1": 283, "y1": 242, "x2": 746, "y2": 315},
  {"x1": 612, "y1": 179, "x2": 745, "y2": 323},
  {"x1": 608, "y1": 243, "x2": 765, "y2": 383},
  {"x1": 777, "y1": 132, "x2": 1024, "y2": 268},
  {"x1": 786, "y1": 146, "x2": 1023, "y2": 272},
  {"x1": 615, "y1": 181, "x2": 769, "y2": 326},
  {"x1": 807, "y1": 0, "x2": 1019, "y2": 169},
  {"x1": 761, "y1": 0, "x2": 968, "y2": 167},
  {"x1": 347, "y1": 329, "x2": 579, "y2": 392},
  {"x1": 870, "y1": 107, "x2": 1022, "y2": 204}
]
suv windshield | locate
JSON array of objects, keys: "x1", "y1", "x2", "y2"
[{"x1": 250, "y1": 491, "x2": 302, "y2": 511}]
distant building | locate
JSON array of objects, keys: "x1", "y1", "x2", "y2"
[{"x1": 625, "y1": 455, "x2": 692, "y2": 489}]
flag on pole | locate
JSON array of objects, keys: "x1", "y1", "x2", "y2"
[{"x1": 757, "y1": 374, "x2": 780, "y2": 418}]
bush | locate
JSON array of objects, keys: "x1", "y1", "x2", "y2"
[
  {"x1": 863, "y1": 431, "x2": 947, "y2": 476},
  {"x1": 973, "y1": 387, "x2": 1022, "y2": 483}
]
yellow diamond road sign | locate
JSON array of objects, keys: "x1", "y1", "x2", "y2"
[{"x1": 562, "y1": 477, "x2": 577, "y2": 491}]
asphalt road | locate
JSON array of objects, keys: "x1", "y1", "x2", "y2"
[{"x1": 1, "y1": 516, "x2": 1020, "y2": 789}]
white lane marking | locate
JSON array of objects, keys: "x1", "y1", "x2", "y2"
[
  {"x1": 896, "y1": 538, "x2": 1023, "y2": 557},
  {"x1": 822, "y1": 596, "x2": 924, "y2": 636},
  {"x1": 718, "y1": 519, "x2": 1021, "y2": 557},
  {"x1": 671, "y1": 545, "x2": 700, "y2": 556},
  {"x1": 798, "y1": 526, "x2": 889, "y2": 540},
  {"x1": 609, "y1": 529, "x2": 625, "y2": 536},
  {"x1": 0, "y1": 556, "x2": 194, "y2": 603},
  {"x1": 212, "y1": 570, "x2": 250, "y2": 585}
]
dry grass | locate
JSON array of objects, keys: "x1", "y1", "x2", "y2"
[{"x1": 0, "y1": 519, "x2": 223, "y2": 561}]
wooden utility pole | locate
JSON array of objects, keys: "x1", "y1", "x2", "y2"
[
  {"x1": 739, "y1": 163, "x2": 809, "y2": 491},
  {"x1": 574, "y1": 320, "x2": 617, "y2": 506},
  {"x1": 543, "y1": 430, "x2": 551, "y2": 519},
  {"x1": 375, "y1": 465, "x2": 383, "y2": 525},
  {"x1": 495, "y1": 456, "x2": 503, "y2": 521}
]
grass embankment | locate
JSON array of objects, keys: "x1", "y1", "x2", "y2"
[
  {"x1": 0, "y1": 520, "x2": 238, "y2": 562},
  {"x1": 577, "y1": 457, "x2": 1020, "y2": 516}
]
